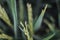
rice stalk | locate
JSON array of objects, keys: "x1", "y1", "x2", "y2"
[
  {"x1": 27, "y1": 3, "x2": 34, "y2": 38},
  {"x1": 0, "y1": 5, "x2": 13, "y2": 28},
  {"x1": 20, "y1": 21, "x2": 33, "y2": 40}
]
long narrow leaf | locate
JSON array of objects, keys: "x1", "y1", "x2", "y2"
[
  {"x1": 43, "y1": 33, "x2": 55, "y2": 40},
  {"x1": 34, "y1": 4, "x2": 48, "y2": 31},
  {"x1": 43, "y1": 19, "x2": 56, "y2": 40},
  {"x1": 44, "y1": 19, "x2": 55, "y2": 32},
  {"x1": 6, "y1": 0, "x2": 18, "y2": 39}
]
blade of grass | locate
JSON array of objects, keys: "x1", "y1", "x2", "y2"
[
  {"x1": 43, "y1": 33, "x2": 55, "y2": 40},
  {"x1": 44, "y1": 19, "x2": 55, "y2": 32},
  {"x1": 6, "y1": 0, "x2": 18, "y2": 39},
  {"x1": 34, "y1": 4, "x2": 48, "y2": 31},
  {"x1": 43, "y1": 19, "x2": 56, "y2": 40}
]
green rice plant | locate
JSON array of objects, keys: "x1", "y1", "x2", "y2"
[
  {"x1": 19, "y1": 3, "x2": 34, "y2": 40},
  {"x1": 0, "y1": 0, "x2": 59, "y2": 40}
]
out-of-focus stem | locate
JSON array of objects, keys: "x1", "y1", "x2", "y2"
[
  {"x1": 56, "y1": 0, "x2": 60, "y2": 28},
  {"x1": 19, "y1": 0, "x2": 24, "y2": 21}
]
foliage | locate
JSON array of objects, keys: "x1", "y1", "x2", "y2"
[{"x1": 0, "y1": 0, "x2": 59, "y2": 40}]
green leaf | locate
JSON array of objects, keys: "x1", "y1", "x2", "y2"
[
  {"x1": 43, "y1": 33, "x2": 55, "y2": 40},
  {"x1": 44, "y1": 19, "x2": 55, "y2": 32},
  {"x1": 34, "y1": 4, "x2": 48, "y2": 31},
  {"x1": 6, "y1": 0, "x2": 18, "y2": 39},
  {"x1": 43, "y1": 19, "x2": 56, "y2": 40}
]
